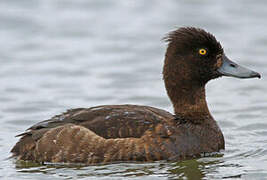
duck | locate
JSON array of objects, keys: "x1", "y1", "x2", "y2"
[{"x1": 11, "y1": 27, "x2": 261, "y2": 164}]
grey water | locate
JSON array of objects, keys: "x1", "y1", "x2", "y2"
[{"x1": 0, "y1": 0, "x2": 267, "y2": 179}]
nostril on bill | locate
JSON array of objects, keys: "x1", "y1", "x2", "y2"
[{"x1": 230, "y1": 63, "x2": 236, "y2": 68}]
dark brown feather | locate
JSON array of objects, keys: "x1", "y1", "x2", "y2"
[
  {"x1": 11, "y1": 105, "x2": 224, "y2": 164},
  {"x1": 11, "y1": 27, "x2": 226, "y2": 164}
]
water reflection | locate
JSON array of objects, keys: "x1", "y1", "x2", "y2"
[
  {"x1": 1, "y1": 0, "x2": 267, "y2": 179},
  {"x1": 169, "y1": 160, "x2": 206, "y2": 179},
  {"x1": 14, "y1": 157, "x2": 229, "y2": 179}
]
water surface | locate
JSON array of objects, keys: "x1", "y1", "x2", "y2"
[{"x1": 1, "y1": 0, "x2": 267, "y2": 179}]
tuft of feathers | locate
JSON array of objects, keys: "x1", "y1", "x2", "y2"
[{"x1": 163, "y1": 27, "x2": 223, "y2": 56}]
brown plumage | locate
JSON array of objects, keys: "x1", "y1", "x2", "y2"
[{"x1": 11, "y1": 27, "x2": 260, "y2": 164}]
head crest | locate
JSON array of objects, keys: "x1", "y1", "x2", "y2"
[{"x1": 164, "y1": 27, "x2": 223, "y2": 55}]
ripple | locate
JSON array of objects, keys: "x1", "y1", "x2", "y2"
[
  {"x1": 6, "y1": 119, "x2": 36, "y2": 127},
  {"x1": 1, "y1": 0, "x2": 267, "y2": 179},
  {"x1": 3, "y1": 106, "x2": 48, "y2": 114},
  {"x1": 236, "y1": 123, "x2": 267, "y2": 131},
  {"x1": 218, "y1": 120, "x2": 237, "y2": 128}
]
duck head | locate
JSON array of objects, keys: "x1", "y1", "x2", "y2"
[
  {"x1": 163, "y1": 27, "x2": 261, "y2": 119},
  {"x1": 163, "y1": 27, "x2": 260, "y2": 85}
]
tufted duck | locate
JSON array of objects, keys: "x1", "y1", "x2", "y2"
[{"x1": 11, "y1": 27, "x2": 260, "y2": 164}]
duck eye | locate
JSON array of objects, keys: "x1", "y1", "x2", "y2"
[{"x1": 199, "y1": 49, "x2": 207, "y2": 55}]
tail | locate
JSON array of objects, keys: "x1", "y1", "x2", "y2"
[{"x1": 11, "y1": 134, "x2": 36, "y2": 160}]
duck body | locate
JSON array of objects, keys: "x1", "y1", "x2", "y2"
[
  {"x1": 11, "y1": 104, "x2": 224, "y2": 164},
  {"x1": 11, "y1": 27, "x2": 260, "y2": 164}
]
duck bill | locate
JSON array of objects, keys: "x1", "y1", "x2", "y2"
[{"x1": 217, "y1": 55, "x2": 261, "y2": 79}]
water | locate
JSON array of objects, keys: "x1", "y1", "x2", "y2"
[{"x1": 0, "y1": 0, "x2": 267, "y2": 179}]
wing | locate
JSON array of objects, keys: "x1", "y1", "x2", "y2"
[
  {"x1": 24, "y1": 104, "x2": 173, "y2": 139},
  {"x1": 11, "y1": 104, "x2": 174, "y2": 158}
]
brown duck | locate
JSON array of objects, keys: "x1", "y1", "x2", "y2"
[{"x1": 11, "y1": 27, "x2": 261, "y2": 164}]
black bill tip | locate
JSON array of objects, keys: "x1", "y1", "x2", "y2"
[{"x1": 251, "y1": 71, "x2": 261, "y2": 79}]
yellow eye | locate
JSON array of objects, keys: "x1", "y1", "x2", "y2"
[{"x1": 199, "y1": 49, "x2": 207, "y2": 55}]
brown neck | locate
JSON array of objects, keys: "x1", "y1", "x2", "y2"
[{"x1": 163, "y1": 57, "x2": 211, "y2": 123}]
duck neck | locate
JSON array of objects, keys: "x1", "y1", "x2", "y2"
[{"x1": 163, "y1": 62, "x2": 211, "y2": 124}]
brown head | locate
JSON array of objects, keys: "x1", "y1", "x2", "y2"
[{"x1": 163, "y1": 27, "x2": 261, "y2": 121}]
